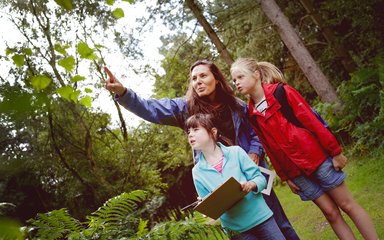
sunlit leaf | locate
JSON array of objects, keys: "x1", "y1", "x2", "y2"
[
  {"x1": 54, "y1": 43, "x2": 69, "y2": 55},
  {"x1": 122, "y1": 0, "x2": 135, "y2": 3},
  {"x1": 58, "y1": 56, "x2": 75, "y2": 72},
  {"x1": 54, "y1": 0, "x2": 73, "y2": 11},
  {"x1": 30, "y1": 75, "x2": 52, "y2": 91},
  {"x1": 57, "y1": 86, "x2": 74, "y2": 101},
  {"x1": 70, "y1": 75, "x2": 86, "y2": 83},
  {"x1": 23, "y1": 48, "x2": 33, "y2": 56},
  {"x1": 106, "y1": 0, "x2": 114, "y2": 6},
  {"x1": 84, "y1": 88, "x2": 93, "y2": 93},
  {"x1": 5, "y1": 48, "x2": 15, "y2": 56},
  {"x1": 70, "y1": 90, "x2": 81, "y2": 102},
  {"x1": 12, "y1": 54, "x2": 24, "y2": 68},
  {"x1": 136, "y1": 218, "x2": 149, "y2": 237},
  {"x1": 77, "y1": 42, "x2": 97, "y2": 60},
  {"x1": 79, "y1": 95, "x2": 92, "y2": 108},
  {"x1": 112, "y1": 8, "x2": 124, "y2": 19}
]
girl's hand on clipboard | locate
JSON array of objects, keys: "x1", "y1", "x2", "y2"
[{"x1": 241, "y1": 181, "x2": 257, "y2": 193}]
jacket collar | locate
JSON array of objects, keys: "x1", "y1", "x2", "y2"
[
  {"x1": 248, "y1": 83, "x2": 282, "y2": 119},
  {"x1": 197, "y1": 142, "x2": 229, "y2": 169}
]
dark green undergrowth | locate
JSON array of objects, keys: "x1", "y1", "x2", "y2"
[{"x1": 275, "y1": 149, "x2": 384, "y2": 239}]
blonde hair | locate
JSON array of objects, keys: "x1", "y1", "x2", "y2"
[{"x1": 230, "y1": 58, "x2": 284, "y2": 84}]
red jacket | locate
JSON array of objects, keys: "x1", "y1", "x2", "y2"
[{"x1": 248, "y1": 83, "x2": 342, "y2": 181}]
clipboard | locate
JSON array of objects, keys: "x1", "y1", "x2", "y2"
[
  {"x1": 193, "y1": 177, "x2": 246, "y2": 220},
  {"x1": 192, "y1": 168, "x2": 276, "y2": 219}
]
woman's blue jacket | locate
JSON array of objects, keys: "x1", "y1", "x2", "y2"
[{"x1": 116, "y1": 89, "x2": 265, "y2": 160}]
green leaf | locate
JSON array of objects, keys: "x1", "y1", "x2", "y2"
[
  {"x1": 12, "y1": 54, "x2": 25, "y2": 68},
  {"x1": 58, "y1": 56, "x2": 75, "y2": 72},
  {"x1": 70, "y1": 75, "x2": 86, "y2": 83},
  {"x1": 112, "y1": 8, "x2": 124, "y2": 19},
  {"x1": 30, "y1": 75, "x2": 52, "y2": 91},
  {"x1": 106, "y1": 0, "x2": 114, "y2": 5},
  {"x1": 28, "y1": 209, "x2": 82, "y2": 240},
  {"x1": 79, "y1": 95, "x2": 92, "y2": 108},
  {"x1": 57, "y1": 86, "x2": 74, "y2": 101},
  {"x1": 122, "y1": 0, "x2": 135, "y2": 3},
  {"x1": 54, "y1": 43, "x2": 69, "y2": 55},
  {"x1": 77, "y1": 42, "x2": 97, "y2": 60},
  {"x1": 23, "y1": 48, "x2": 33, "y2": 56},
  {"x1": 5, "y1": 48, "x2": 15, "y2": 56},
  {"x1": 54, "y1": 0, "x2": 73, "y2": 11},
  {"x1": 136, "y1": 218, "x2": 149, "y2": 237},
  {"x1": 84, "y1": 88, "x2": 93, "y2": 93},
  {"x1": 70, "y1": 90, "x2": 81, "y2": 102},
  {"x1": 0, "y1": 218, "x2": 23, "y2": 240}
]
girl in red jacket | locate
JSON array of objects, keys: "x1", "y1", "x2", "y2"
[{"x1": 230, "y1": 58, "x2": 378, "y2": 240}]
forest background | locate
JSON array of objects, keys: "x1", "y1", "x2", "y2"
[{"x1": 0, "y1": 0, "x2": 383, "y2": 239}]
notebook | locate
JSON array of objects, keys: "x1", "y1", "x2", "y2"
[
  {"x1": 259, "y1": 166, "x2": 276, "y2": 196},
  {"x1": 193, "y1": 177, "x2": 246, "y2": 220},
  {"x1": 193, "y1": 167, "x2": 276, "y2": 219}
]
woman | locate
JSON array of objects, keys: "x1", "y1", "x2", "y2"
[{"x1": 104, "y1": 60, "x2": 299, "y2": 239}]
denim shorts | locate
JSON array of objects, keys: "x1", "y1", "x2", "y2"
[{"x1": 292, "y1": 156, "x2": 346, "y2": 201}]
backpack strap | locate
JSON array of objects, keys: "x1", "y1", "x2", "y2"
[{"x1": 273, "y1": 82, "x2": 304, "y2": 128}]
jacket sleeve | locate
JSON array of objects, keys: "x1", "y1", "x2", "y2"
[
  {"x1": 246, "y1": 122, "x2": 265, "y2": 157},
  {"x1": 284, "y1": 85, "x2": 342, "y2": 156},
  {"x1": 237, "y1": 146, "x2": 267, "y2": 193},
  {"x1": 238, "y1": 99, "x2": 265, "y2": 157},
  {"x1": 115, "y1": 88, "x2": 189, "y2": 128}
]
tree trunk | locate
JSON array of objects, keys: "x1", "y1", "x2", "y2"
[
  {"x1": 299, "y1": 0, "x2": 357, "y2": 74},
  {"x1": 258, "y1": 0, "x2": 342, "y2": 106},
  {"x1": 185, "y1": 0, "x2": 234, "y2": 66}
]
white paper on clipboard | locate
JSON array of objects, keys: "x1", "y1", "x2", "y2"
[{"x1": 259, "y1": 166, "x2": 276, "y2": 196}]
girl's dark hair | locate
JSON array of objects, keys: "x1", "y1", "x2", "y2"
[
  {"x1": 186, "y1": 60, "x2": 242, "y2": 115},
  {"x1": 185, "y1": 113, "x2": 232, "y2": 146}
]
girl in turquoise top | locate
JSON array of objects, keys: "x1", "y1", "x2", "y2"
[{"x1": 186, "y1": 113, "x2": 285, "y2": 240}]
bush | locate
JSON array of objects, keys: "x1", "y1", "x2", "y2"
[{"x1": 335, "y1": 54, "x2": 384, "y2": 153}]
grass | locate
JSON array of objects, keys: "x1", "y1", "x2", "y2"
[{"x1": 274, "y1": 150, "x2": 384, "y2": 239}]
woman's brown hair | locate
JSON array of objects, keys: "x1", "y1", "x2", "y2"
[{"x1": 186, "y1": 60, "x2": 242, "y2": 115}]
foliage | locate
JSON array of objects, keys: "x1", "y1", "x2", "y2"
[
  {"x1": 144, "y1": 212, "x2": 227, "y2": 240},
  {"x1": 25, "y1": 190, "x2": 146, "y2": 240},
  {"x1": 87, "y1": 190, "x2": 147, "y2": 231},
  {"x1": 27, "y1": 208, "x2": 83, "y2": 240},
  {"x1": 0, "y1": 217, "x2": 23, "y2": 240},
  {"x1": 336, "y1": 54, "x2": 384, "y2": 153},
  {"x1": 24, "y1": 190, "x2": 228, "y2": 240},
  {"x1": 0, "y1": 0, "x2": 173, "y2": 223}
]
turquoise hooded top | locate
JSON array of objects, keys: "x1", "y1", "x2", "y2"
[{"x1": 192, "y1": 143, "x2": 273, "y2": 233}]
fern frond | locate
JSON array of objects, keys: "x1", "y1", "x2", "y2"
[
  {"x1": 136, "y1": 218, "x2": 149, "y2": 238},
  {"x1": 87, "y1": 190, "x2": 147, "y2": 231},
  {"x1": 28, "y1": 208, "x2": 83, "y2": 240},
  {"x1": 144, "y1": 212, "x2": 228, "y2": 240}
]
